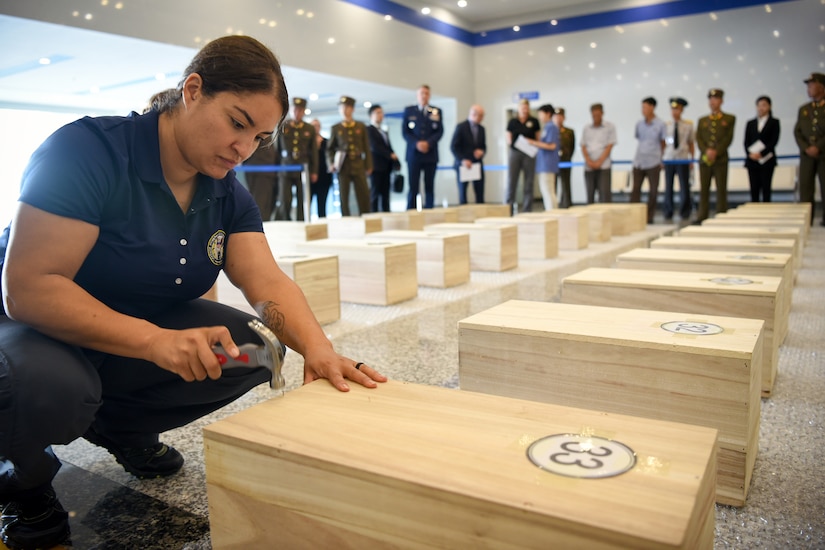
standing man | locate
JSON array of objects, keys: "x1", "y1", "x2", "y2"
[
  {"x1": 696, "y1": 88, "x2": 736, "y2": 222},
  {"x1": 402, "y1": 85, "x2": 444, "y2": 209},
  {"x1": 580, "y1": 103, "x2": 617, "y2": 203},
  {"x1": 243, "y1": 141, "x2": 279, "y2": 221},
  {"x1": 663, "y1": 97, "x2": 695, "y2": 222},
  {"x1": 367, "y1": 104, "x2": 399, "y2": 213},
  {"x1": 554, "y1": 107, "x2": 575, "y2": 208},
  {"x1": 450, "y1": 104, "x2": 487, "y2": 204},
  {"x1": 275, "y1": 97, "x2": 318, "y2": 221},
  {"x1": 630, "y1": 97, "x2": 667, "y2": 224},
  {"x1": 530, "y1": 104, "x2": 561, "y2": 211},
  {"x1": 506, "y1": 99, "x2": 541, "y2": 213},
  {"x1": 328, "y1": 96, "x2": 373, "y2": 216},
  {"x1": 794, "y1": 72, "x2": 825, "y2": 226}
]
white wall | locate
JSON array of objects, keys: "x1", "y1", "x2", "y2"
[{"x1": 473, "y1": 0, "x2": 824, "y2": 203}]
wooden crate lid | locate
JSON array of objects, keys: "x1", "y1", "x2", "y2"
[
  {"x1": 650, "y1": 236, "x2": 795, "y2": 251},
  {"x1": 679, "y1": 226, "x2": 801, "y2": 239},
  {"x1": 617, "y1": 248, "x2": 792, "y2": 269},
  {"x1": 298, "y1": 238, "x2": 415, "y2": 251},
  {"x1": 371, "y1": 230, "x2": 469, "y2": 243},
  {"x1": 564, "y1": 267, "x2": 782, "y2": 296},
  {"x1": 476, "y1": 216, "x2": 556, "y2": 227},
  {"x1": 458, "y1": 300, "x2": 763, "y2": 358},
  {"x1": 204, "y1": 380, "x2": 717, "y2": 547},
  {"x1": 262, "y1": 220, "x2": 328, "y2": 241},
  {"x1": 424, "y1": 222, "x2": 516, "y2": 234},
  {"x1": 274, "y1": 252, "x2": 338, "y2": 266}
]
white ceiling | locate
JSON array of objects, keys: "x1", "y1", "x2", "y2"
[{"x1": 0, "y1": 0, "x2": 656, "y2": 121}]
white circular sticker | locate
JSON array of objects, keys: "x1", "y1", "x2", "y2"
[
  {"x1": 661, "y1": 321, "x2": 724, "y2": 335},
  {"x1": 526, "y1": 434, "x2": 636, "y2": 479},
  {"x1": 728, "y1": 254, "x2": 768, "y2": 260},
  {"x1": 709, "y1": 276, "x2": 754, "y2": 285}
]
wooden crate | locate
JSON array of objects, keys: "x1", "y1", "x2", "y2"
[
  {"x1": 296, "y1": 239, "x2": 417, "y2": 305},
  {"x1": 733, "y1": 202, "x2": 811, "y2": 217},
  {"x1": 325, "y1": 216, "x2": 383, "y2": 238},
  {"x1": 517, "y1": 211, "x2": 589, "y2": 250},
  {"x1": 583, "y1": 204, "x2": 636, "y2": 235},
  {"x1": 568, "y1": 205, "x2": 612, "y2": 242},
  {"x1": 277, "y1": 253, "x2": 340, "y2": 325},
  {"x1": 371, "y1": 230, "x2": 470, "y2": 288},
  {"x1": 456, "y1": 204, "x2": 490, "y2": 222},
  {"x1": 458, "y1": 300, "x2": 762, "y2": 506},
  {"x1": 262, "y1": 221, "x2": 328, "y2": 253},
  {"x1": 702, "y1": 217, "x2": 808, "y2": 245},
  {"x1": 678, "y1": 225, "x2": 803, "y2": 268},
  {"x1": 484, "y1": 204, "x2": 513, "y2": 217},
  {"x1": 615, "y1": 247, "x2": 793, "y2": 342},
  {"x1": 562, "y1": 267, "x2": 785, "y2": 396},
  {"x1": 210, "y1": 254, "x2": 340, "y2": 325},
  {"x1": 422, "y1": 207, "x2": 459, "y2": 224},
  {"x1": 424, "y1": 222, "x2": 517, "y2": 271},
  {"x1": 475, "y1": 216, "x2": 559, "y2": 260},
  {"x1": 204, "y1": 380, "x2": 717, "y2": 550},
  {"x1": 362, "y1": 211, "x2": 425, "y2": 231},
  {"x1": 650, "y1": 236, "x2": 798, "y2": 272}
]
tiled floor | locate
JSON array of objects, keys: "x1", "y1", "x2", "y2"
[{"x1": 9, "y1": 217, "x2": 823, "y2": 549}]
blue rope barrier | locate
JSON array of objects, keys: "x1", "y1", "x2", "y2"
[{"x1": 235, "y1": 164, "x2": 303, "y2": 173}]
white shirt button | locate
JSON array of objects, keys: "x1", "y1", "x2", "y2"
[
  {"x1": 180, "y1": 239, "x2": 187, "y2": 246},
  {"x1": 175, "y1": 278, "x2": 182, "y2": 285},
  {"x1": 180, "y1": 258, "x2": 187, "y2": 265}
]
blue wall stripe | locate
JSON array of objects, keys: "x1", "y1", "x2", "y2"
[{"x1": 341, "y1": 0, "x2": 802, "y2": 47}]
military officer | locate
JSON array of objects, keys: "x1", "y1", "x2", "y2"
[
  {"x1": 695, "y1": 88, "x2": 735, "y2": 222},
  {"x1": 328, "y1": 96, "x2": 373, "y2": 216},
  {"x1": 402, "y1": 85, "x2": 444, "y2": 210},
  {"x1": 554, "y1": 107, "x2": 575, "y2": 208},
  {"x1": 794, "y1": 72, "x2": 825, "y2": 226},
  {"x1": 275, "y1": 97, "x2": 318, "y2": 221}
]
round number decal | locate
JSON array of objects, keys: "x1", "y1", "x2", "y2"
[
  {"x1": 661, "y1": 321, "x2": 724, "y2": 335},
  {"x1": 527, "y1": 434, "x2": 636, "y2": 479}
]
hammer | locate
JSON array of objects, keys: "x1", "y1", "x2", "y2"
[{"x1": 213, "y1": 319, "x2": 286, "y2": 393}]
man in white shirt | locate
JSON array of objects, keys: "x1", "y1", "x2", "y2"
[
  {"x1": 580, "y1": 103, "x2": 617, "y2": 203},
  {"x1": 663, "y1": 97, "x2": 695, "y2": 222},
  {"x1": 630, "y1": 97, "x2": 667, "y2": 224}
]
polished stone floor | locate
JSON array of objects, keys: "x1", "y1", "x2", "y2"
[{"x1": 9, "y1": 216, "x2": 823, "y2": 549}]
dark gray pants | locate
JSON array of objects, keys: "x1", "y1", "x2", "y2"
[
  {"x1": 0, "y1": 300, "x2": 270, "y2": 496},
  {"x1": 584, "y1": 169, "x2": 612, "y2": 204},
  {"x1": 506, "y1": 149, "x2": 536, "y2": 213}
]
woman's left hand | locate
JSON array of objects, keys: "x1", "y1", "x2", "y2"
[{"x1": 303, "y1": 347, "x2": 387, "y2": 391}]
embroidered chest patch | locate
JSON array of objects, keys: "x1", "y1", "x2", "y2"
[{"x1": 207, "y1": 230, "x2": 227, "y2": 266}]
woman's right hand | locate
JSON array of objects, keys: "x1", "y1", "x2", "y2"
[{"x1": 146, "y1": 326, "x2": 239, "y2": 382}]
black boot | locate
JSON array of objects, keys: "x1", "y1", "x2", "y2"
[
  {"x1": 84, "y1": 427, "x2": 184, "y2": 479},
  {"x1": 0, "y1": 485, "x2": 70, "y2": 550}
]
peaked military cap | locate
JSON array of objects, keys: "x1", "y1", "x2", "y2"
[
  {"x1": 803, "y1": 72, "x2": 825, "y2": 85},
  {"x1": 708, "y1": 88, "x2": 724, "y2": 98},
  {"x1": 339, "y1": 95, "x2": 356, "y2": 107},
  {"x1": 670, "y1": 97, "x2": 688, "y2": 108},
  {"x1": 293, "y1": 97, "x2": 307, "y2": 107}
]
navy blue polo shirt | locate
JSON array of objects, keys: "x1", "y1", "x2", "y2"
[{"x1": 0, "y1": 110, "x2": 263, "y2": 319}]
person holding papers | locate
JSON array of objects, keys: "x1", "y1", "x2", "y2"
[
  {"x1": 529, "y1": 104, "x2": 561, "y2": 210},
  {"x1": 506, "y1": 99, "x2": 541, "y2": 213},
  {"x1": 450, "y1": 104, "x2": 487, "y2": 204},
  {"x1": 580, "y1": 103, "x2": 617, "y2": 204},
  {"x1": 744, "y1": 96, "x2": 780, "y2": 202}
]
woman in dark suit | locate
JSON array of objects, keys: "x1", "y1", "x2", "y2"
[{"x1": 744, "y1": 95, "x2": 780, "y2": 202}]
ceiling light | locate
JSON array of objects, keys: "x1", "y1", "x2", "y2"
[
  {"x1": 660, "y1": 19, "x2": 668, "y2": 27},
  {"x1": 309, "y1": 93, "x2": 319, "y2": 101},
  {"x1": 384, "y1": 15, "x2": 392, "y2": 21},
  {"x1": 588, "y1": 62, "x2": 595, "y2": 69},
  {"x1": 557, "y1": 46, "x2": 564, "y2": 53},
  {"x1": 642, "y1": 46, "x2": 651, "y2": 53},
  {"x1": 551, "y1": 20, "x2": 558, "y2": 26},
  {"x1": 297, "y1": 9, "x2": 304, "y2": 15},
  {"x1": 305, "y1": 109, "x2": 312, "y2": 115},
  {"x1": 101, "y1": 0, "x2": 109, "y2": 5},
  {"x1": 72, "y1": 11, "x2": 79, "y2": 16},
  {"x1": 765, "y1": 5, "x2": 772, "y2": 13},
  {"x1": 457, "y1": 0, "x2": 467, "y2": 7},
  {"x1": 590, "y1": 42, "x2": 597, "y2": 48},
  {"x1": 155, "y1": 72, "x2": 166, "y2": 80},
  {"x1": 513, "y1": 26, "x2": 520, "y2": 32},
  {"x1": 307, "y1": 12, "x2": 314, "y2": 18},
  {"x1": 710, "y1": 12, "x2": 718, "y2": 20},
  {"x1": 258, "y1": 18, "x2": 266, "y2": 24},
  {"x1": 615, "y1": 26, "x2": 624, "y2": 33},
  {"x1": 684, "y1": 41, "x2": 691, "y2": 49},
  {"x1": 620, "y1": 57, "x2": 627, "y2": 64},
  {"x1": 327, "y1": 37, "x2": 335, "y2": 44},
  {"x1": 114, "y1": 2, "x2": 123, "y2": 8},
  {"x1": 772, "y1": 30, "x2": 780, "y2": 37},
  {"x1": 38, "y1": 57, "x2": 51, "y2": 65},
  {"x1": 84, "y1": 13, "x2": 93, "y2": 20},
  {"x1": 268, "y1": 21, "x2": 276, "y2": 27},
  {"x1": 363, "y1": 101, "x2": 372, "y2": 108},
  {"x1": 726, "y1": 36, "x2": 733, "y2": 43},
  {"x1": 421, "y1": 7, "x2": 430, "y2": 15}
]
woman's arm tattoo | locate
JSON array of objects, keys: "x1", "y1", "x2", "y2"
[{"x1": 258, "y1": 301, "x2": 286, "y2": 336}]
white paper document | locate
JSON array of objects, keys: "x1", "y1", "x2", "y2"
[
  {"x1": 333, "y1": 151, "x2": 346, "y2": 172},
  {"x1": 514, "y1": 135, "x2": 538, "y2": 158},
  {"x1": 459, "y1": 162, "x2": 482, "y2": 182},
  {"x1": 747, "y1": 140, "x2": 765, "y2": 154}
]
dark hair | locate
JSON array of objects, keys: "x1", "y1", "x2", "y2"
[
  {"x1": 538, "y1": 104, "x2": 555, "y2": 114},
  {"x1": 590, "y1": 103, "x2": 604, "y2": 112},
  {"x1": 146, "y1": 36, "x2": 288, "y2": 131},
  {"x1": 642, "y1": 96, "x2": 657, "y2": 107},
  {"x1": 369, "y1": 104, "x2": 383, "y2": 115},
  {"x1": 756, "y1": 95, "x2": 772, "y2": 106}
]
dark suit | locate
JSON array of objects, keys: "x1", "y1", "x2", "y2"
[
  {"x1": 744, "y1": 116, "x2": 780, "y2": 202},
  {"x1": 368, "y1": 124, "x2": 397, "y2": 212},
  {"x1": 313, "y1": 136, "x2": 332, "y2": 218},
  {"x1": 402, "y1": 104, "x2": 444, "y2": 209},
  {"x1": 450, "y1": 120, "x2": 486, "y2": 204}
]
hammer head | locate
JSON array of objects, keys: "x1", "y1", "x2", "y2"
[{"x1": 247, "y1": 318, "x2": 286, "y2": 390}]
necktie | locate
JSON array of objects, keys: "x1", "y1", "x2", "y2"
[
  {"x1": 673, "y1": 121, "x2": 679, "y2": 149},
  {"x1": 471, "y1": 123, "x2": 478, "y2": 144}
]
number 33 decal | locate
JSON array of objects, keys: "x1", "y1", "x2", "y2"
[{"x1": 550, "y1": 441, "x2": 613, "y2": 469}]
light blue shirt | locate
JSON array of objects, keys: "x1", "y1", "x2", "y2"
[
  {"x1": 633, "y1": 117, "x2": 667, "y2": 169},
  {"x1": 535, "y1": 122, "x2": 560, "y2": 174}
]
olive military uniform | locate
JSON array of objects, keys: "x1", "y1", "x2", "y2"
[
  {"x1": 696, "y1": 89, "x2": 736, "y2": 222},
  {"x1": 794, "y1": 73, "x2": 825, "y2": 225},
  {"x1": 275, "y1": 98, "x2": 318, "y2": 221},
  {"x1": 557, "y1": 108, "x2": 575, "y2": 209},
  {"x1": 328, "y1": 96, "x2": 373, "y2": 216}
]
